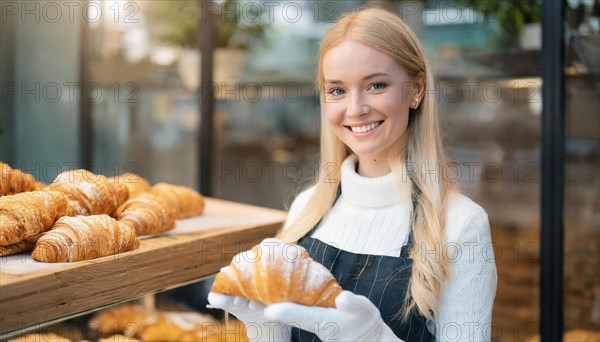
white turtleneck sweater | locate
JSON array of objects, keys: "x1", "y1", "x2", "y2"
[{"x1": 284, "y1": 154, "x2": 497, "y2": 342}]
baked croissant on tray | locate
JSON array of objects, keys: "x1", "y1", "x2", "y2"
[
  {"x1": 150, "y1": 183, "x2": 204, "y2": 219},
  {"x1": 0, "y1": 190, "x2": 75, "y2": 246},
  {"x1": 211, "y1": 238, "x2": 343, "y2": 307},
  {"x1": 48, "y1": 169, "x2": 129, "y2": 216},
  {"x1": 113, "y1": 192, "x2": 176, "y2": 236},
  {"x1": 109, "y1": 172, "x2": 151, "y2": 198},
  {"x1": 0, "y1": 162, "x2": 40, "y2": 196},
  {"x1": 32, "y1": 214, "x2": 139, "y2": 262}
]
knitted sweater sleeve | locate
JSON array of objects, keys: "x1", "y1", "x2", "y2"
[{"x1": 434, "y1": 204, "x2": 498, "y2": 342}]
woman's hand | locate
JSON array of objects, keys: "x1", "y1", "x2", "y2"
[
  {"x1": 207, "y1": 293, "x2": 290, "y2": 341},
  {"x1": 264, "y1": 290, "x2": 404, "y2": 342}
]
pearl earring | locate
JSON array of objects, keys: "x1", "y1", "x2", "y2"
[{"x1": 414, "y1": 98, "x2": 420, "y2": 108}]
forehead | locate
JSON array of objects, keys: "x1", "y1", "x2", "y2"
[{"x1": 322, "y1": 39, "x2": 405, "y2": 80}]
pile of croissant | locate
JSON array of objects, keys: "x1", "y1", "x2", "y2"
[{"x1": 0, "y1": 162, "x2": 205, "y2": 262}]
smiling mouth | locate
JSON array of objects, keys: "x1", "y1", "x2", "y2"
[{"x1": 346, "y1": 121, "x2": 384, "y2": 133}]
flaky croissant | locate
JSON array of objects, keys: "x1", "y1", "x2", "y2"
[
  {"x1": 32, "y1": 215, "x2": 139, "y2": 262},
  {"x1": 48, "y1": 169, "x2": 129, "y2": 216},
  {"x1": 113, "y1": 193, "x2": 176, "y2": 236},
  {"x1": 0, "y1": 191, "x2": 75, "y2": 246},
  {"x1": 109, "y1": 173, "x2": 151, "y2": 198},
  {"x1": 0, "y1": 162, "x2": 38, "y2": 196},
  {"x1": 150, "y1": 183, "x2": 204, "y2": 219},
  {"x1": 211, "y1": 238, "x2": 343, "y2": 307}
]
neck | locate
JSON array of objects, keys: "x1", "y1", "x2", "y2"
[{"x1": 357, "y1": 155, "x2": 391, "y2": 177}]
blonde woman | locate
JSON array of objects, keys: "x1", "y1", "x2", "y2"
[{"x1": 209, "y1": 7, "x2": 497, "y2": 341}]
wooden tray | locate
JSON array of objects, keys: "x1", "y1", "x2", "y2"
[{"x1": 0, "y1": 197, "x2": 286, "y2": 339}]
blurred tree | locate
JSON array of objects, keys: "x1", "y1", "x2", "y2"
[
  {"x1": 148, "y1": 0, "x2": 267, "y2": 49},
  {"x1": 455, "y1": 0, "x2": 541, "y2": 48}
]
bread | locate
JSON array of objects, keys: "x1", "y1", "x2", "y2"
[
  {"x1": 109, "y1": 173, "x2": 151, "y2": 198},
  {"x1": 211, "y1": 238, "x2": 343, "y2": 307},
  {"x1": 0, "y1": 162, "x2": 38, "y2": 196},
  {"x1": 0, "y1": 238, "x2": 37, "y2": 256},
  {"x1": 48, "y1": 169, "x2": 129, "y2": 216},
  {"x1": 140, "y1": 312, "x2": 219, "y2": 342},
  {"x1": 32, "y1": 215, "x2": 139, "y2": 262},
  {"x1": 88, "y1": 303, "x2": 150, "y2": 338},
  {"x1": 0, "y1": 191, "x2": 75, "y2": 246},
  {"x1": 113, "y1": 193, "x2": 176, "y2": 236},
  {"x1": 150, "y1": 183, "x2": 204, "y2": 219}
]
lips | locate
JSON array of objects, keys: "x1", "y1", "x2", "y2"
[{"x1": 345, "y1": 121, "x2": 384, "y2": 133}]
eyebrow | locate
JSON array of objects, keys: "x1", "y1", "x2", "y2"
[{"x1": 324, "y1": 72, "x2": 391, "y2": 85}]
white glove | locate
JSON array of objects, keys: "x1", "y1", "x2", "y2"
[
  {"x1": 264, "y1": 290, "x2": 404, "y2": 342},
  {"x1": 207, "y1": 292, "x2": 291, "y2": 342}
]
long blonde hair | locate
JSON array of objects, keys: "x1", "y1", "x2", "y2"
[{"x1": 277, "y1": 7, "x2": 457, "y2": 322}]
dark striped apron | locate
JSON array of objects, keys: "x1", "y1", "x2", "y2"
[{"x1": 292, "y1": 187, "x2": 434, "y2": 342}]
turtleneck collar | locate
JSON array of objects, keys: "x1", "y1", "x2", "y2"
[{"x1": 340, "y1": 154, "x2": 412, "y2": 208}]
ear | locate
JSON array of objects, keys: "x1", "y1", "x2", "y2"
[{"x1": 414, "y1": 72, "x2": 426, "y2": 100}]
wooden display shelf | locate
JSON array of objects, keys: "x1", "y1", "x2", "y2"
[{"x1": 0, "y1": 198, "x2": 286, "y2": 339}]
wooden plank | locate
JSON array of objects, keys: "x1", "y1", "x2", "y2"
[{"x1": 0, "y1": 198, "x2": 286, "y2": 338}]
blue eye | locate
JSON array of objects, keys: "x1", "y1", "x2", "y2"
[
  {"x1": 328, "y1": 88, "x2": 345, "y2": 96},
  {"x1": 371, "y1": 82, "x2": 386, "y2": 90}
]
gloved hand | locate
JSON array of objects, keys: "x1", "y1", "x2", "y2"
[
  {"x1": 207, "y1": 292, "x2": 291, "y2": 341},
  {"x1": 264, "y1": 290, "x2": 404, "y2": 342}
]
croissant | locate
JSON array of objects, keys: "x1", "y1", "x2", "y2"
[
  {"x1": 211, "y1": 238, "x2": 343, "y2": 307},
  {"x1": 113, "y1": 193, "x2": 176, "y2": 236},
  {"x1": 0, "y1": 191, "x2": 75, "y2": 246},
  {"x1": 150, "y1": 183, "x2": 204, "y2": 219},
  {"x1": 0, "y1": 233, "x2": 41, "y2": 256},
  {"x1": 48, "y1": 169, "x2": 129, "y2": 216},
  {"x1": 31, "y1": 215, "x2": 139, "y2": 262},
  {"x1": 88, "y1": 303, "x2": 150, "y2": 338},
  {"x1": 0, "y1": 162, "x2": 38, "y2": 196},
  {"x1": 109, "y1": 173, "x2": 151, "y2": 198},
  {"x1": 140, "y1": 312, "x2": 219, "y2": 342}
]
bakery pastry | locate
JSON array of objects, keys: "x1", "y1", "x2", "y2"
[
  {"x1": 88, "y1": 303, "x2": 150, "y2": 338},
  {"x1": 109, "y1": 173, "x2": 151, "y2": 198},
  {"x1": 150, "y1": 183, "x2": 204, "y2": 219},
  {"x1": 0, "y1": 191, "x2": 75, "y2": 246},
  {"x1": 48, "y1": 169, "x2": 129, "y2": 216},
  {"x1": 113, "y1": 193, "x2": 176, "y2": 236},
  {"x1": 98, "y1": 334, "x2": 140, "y2": 342},
  {"x1": 0, "y1": 162, "x2": 38, "y2": 196},
  {"x1": 140, "y1": 311, "x2": 219, "y2": 342},
  {"x1": 0, "y1": 236, "x2": 37, "y2": 256},
  {"x1": 211, "y1": 238, "x2": 343, "y2": 307},
  {"x1": 32, "y1": 215, "x2": 139, "y2": 262}
]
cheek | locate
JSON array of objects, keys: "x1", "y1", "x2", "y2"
[{"x1": 324, "y1": 103, "x2": 345, "y2": 126}]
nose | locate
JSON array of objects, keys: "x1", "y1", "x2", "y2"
[{"x1": 346, "y1": 93, "x2": 370, "y2": 118}]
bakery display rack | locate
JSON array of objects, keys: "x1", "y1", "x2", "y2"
[{"x1": 0, "y1": 197, "x2": 286, "y2": 340}]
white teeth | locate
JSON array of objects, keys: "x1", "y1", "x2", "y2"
[{"x1": 350, "y1": 122, "x2": 381, "y2": 133}]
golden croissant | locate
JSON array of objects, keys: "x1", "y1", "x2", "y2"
[
  {"x1": 32, "y1": 215, "x2": 139, "y2": 262},
  {"x1": 211, "y1": 238, "x2": 343, "y2": 307},
  {"x1": 48, "y1": 169, "x2": 129, "y2": 216},
  {"x1": 0, "y1": 162, "x2": 38, "y2": 196},
  {"x1": 150, "y1": 183, "x2": 204, "y2": 219},
  {"x1": 0, "y1": 191, "x2": 75, "y2": 246},
  {"x1": 109, "y1": 172, "x2": 151, "y2": 198},
  {"x1": 113, "y1": 193, "x2": 176, "y2": 236}
]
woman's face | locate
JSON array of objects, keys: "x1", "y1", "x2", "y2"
[{"x1": 322, "y1": 39, "x2": 418, "y2": 162}]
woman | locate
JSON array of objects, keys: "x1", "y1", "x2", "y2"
[{"x1": 209, "y1": 7, "x2": 497, "y2": 341}]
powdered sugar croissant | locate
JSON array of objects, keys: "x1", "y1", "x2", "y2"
[
  {"x1": 32, "y1": 214, "x2": 139, "y2": 262},
  {"x1": 0, "y1": 190, "x2": 75, "y2": 246},
  {"x1": 211, "y1": 238, "x2": 343, "y2": 307},
  {"x1": 109, "y1": 173, "x2": 151, "y2": 198},
  {"x1": 48, "y1": 169, "x2": 129, "y2": 216},
  {"x1": 150, "y1": 183, "x2": 204, "y2": 219},
  {"x1": 0, "y1": 162, "x2": 38, "y2": 196},
  {"x1": 113, "y1": 193, "x2": 176, "y2": 236}
]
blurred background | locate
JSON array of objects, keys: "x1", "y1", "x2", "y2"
[{"x1": 1, "y1": 0, "x2": 599, "y2": 341}]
